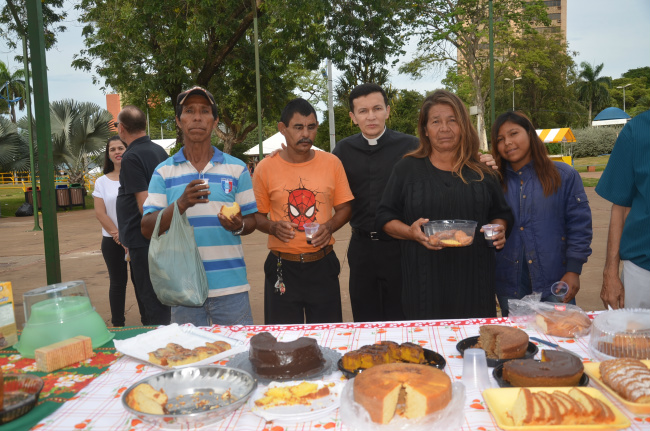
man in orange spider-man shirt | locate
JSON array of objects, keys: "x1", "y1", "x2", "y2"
[{"x1": 253, "y1": 98, "x2": 354, "y2": 325}]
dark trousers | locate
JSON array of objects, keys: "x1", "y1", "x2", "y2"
[
  {"x1": 347, "y1": 233, "x2": 405, "y2": 322},
  {"x1": 129, "y1": 246, "x2": 171, "y2": 325},
  {"x1": 100, "y1": 236, "x2": 142, "y2": 327},
  {"x1": 263, "y1": 251, "x2": 343, "y2": 325}
]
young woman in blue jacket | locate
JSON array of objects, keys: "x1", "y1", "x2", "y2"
[{"x1": 491, "y1": 112, "x2": 592, "y2": 317}]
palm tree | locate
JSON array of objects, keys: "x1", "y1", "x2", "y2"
[
  {"x1": 48, "y1": 100, "x2": 114, "y2": 185},
  {"x1": 576, "y1": 62, "x2": 612, "y2": 121},
  {"x1": 0, "y1": 61, "x2": 26, "y2": 123},
  {"x1": 0, "y1": 116, "x2": 29, "y2": 172}
]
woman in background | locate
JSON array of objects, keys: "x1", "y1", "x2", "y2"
[
  {"x1": 491, "y1": 111, "x2": 592, "y2": 316},
  {"x1": 93, "y1": 136, "x2": 140, "y2": 326}
]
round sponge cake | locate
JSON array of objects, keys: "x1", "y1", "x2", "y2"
[{"x1": 353, "y1": 363, "x2": 452, "y2": 424}]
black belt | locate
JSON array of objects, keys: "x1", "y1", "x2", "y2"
[{"x1": 352, "y1": 228, "x2": 393, "y2": 241}]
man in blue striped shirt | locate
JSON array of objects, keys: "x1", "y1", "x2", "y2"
[{"x1": 142, "y1": 87, "x2": 258, "y2": 326}]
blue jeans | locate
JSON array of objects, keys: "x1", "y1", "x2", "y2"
[
  {"x1": 498, "y1": 259, "x2": 575, "y2": 317},
  {"x1": 171, "y1": 292, "x2": 254, "y2": 326}
]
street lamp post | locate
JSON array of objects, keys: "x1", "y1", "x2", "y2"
[
  {"x1": 504, "y1": 77, "x2": 522, "y2": 111},
  {"x1": 617, "y1": 84, "x2": 631, "y2": 112}
]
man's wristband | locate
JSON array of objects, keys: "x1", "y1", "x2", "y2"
[{"x1": 232, "y1": 220, "x2": 245, "y2": 236}]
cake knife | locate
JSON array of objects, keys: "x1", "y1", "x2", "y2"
[{"x1": 529, "y1": 336, "x2": 582, "y2": 358}]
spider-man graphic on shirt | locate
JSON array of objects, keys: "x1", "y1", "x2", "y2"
[{"x1": 285, "y1": 179, "x2": 322, "y2": 231}]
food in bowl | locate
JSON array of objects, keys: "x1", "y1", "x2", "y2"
[{"x1": 423, "y1": 220, "x2": 477, "y2": 247}]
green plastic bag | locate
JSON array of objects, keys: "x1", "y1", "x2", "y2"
[{"x1": 148, "y1": 201, "x2": 208, "y2": 307}]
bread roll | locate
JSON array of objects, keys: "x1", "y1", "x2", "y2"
[{"x1": 220, "y1": 202, "x2": 240, "y2": 219}]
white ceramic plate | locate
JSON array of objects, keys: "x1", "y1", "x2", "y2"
[
  {"x1": 248, "y1": 380, "x2": 343, "y2": 423},
  {"x1": 114, "y1": 323, "x2": 246, "y2": 369}
]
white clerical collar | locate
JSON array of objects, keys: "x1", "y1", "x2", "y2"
[{"x1": 362, "y1": 127, "x2": 387, "y2": 146}]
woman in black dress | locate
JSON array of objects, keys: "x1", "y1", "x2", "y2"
[{"x1": 376, "y1": 90, "x2": 513, "y2": 320}]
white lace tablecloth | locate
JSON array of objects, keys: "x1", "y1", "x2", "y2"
[{"x1": 32, "y1": 316, "x2": 646, "y2": 430}]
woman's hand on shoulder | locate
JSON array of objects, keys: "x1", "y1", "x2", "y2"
[{"x1": 478, "y1": 152, "x2": 498, "y2": 170}]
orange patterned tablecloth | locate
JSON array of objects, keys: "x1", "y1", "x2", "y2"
[{"x1": 30, "y1": 317, "x2": 649, "y2": 430}]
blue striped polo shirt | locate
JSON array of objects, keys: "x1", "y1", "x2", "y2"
[{"x1": 144, "y1": 146, "x2": 257, "y2": 297}]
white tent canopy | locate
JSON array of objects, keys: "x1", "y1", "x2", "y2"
[
  {"x1": 152, "y1": 139, "x2": 177, "y2": 154},
  {"x1": 244, "y1": 132, "x2": 324, "y2": 156}
]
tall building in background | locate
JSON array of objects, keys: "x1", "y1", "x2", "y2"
[
  {"x1": 106, "y1": 94, "x2": 121, "y2": 132},
  {"x1": 533, "y1": 0, "x2": 567, "y2": 43}
]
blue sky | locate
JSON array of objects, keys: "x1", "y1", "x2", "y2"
[{"x1": 1, "y1": 0, "x2": 648, "y2": 111}]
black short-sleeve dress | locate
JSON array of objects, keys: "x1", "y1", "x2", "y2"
[{"x1": 376, "y1": 157, "x2": 514, "y2": 320}]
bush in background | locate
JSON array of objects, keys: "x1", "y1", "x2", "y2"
[
  {"x1": 545, "y1": 142, "x2": 563, "y2": 155},
  {"x1": 572, "y1": 126, "x2": 622, "y2": 157}
]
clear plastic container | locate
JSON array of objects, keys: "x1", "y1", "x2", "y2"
[
  {"x1": 423, "y1": 220, "x2": 477, "y2": 247},
  {"x1": 589, "y1": 308, "x2": 650, "y2": 361},
  {"x1": 16, "y1": 281, "x2": 114, "y2": 358},
  {"x1": 22, "y1": 280, "x2": 89, "y2": 322}
]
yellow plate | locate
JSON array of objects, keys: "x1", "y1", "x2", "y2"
[
  {"x1": 583, "y1": 360, "x2": 650, "y2": 414},
  {"x1": 482, "y1": 387, "x2": 631, "y2": 431}
]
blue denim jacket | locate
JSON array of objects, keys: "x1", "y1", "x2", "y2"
[{"x1": 495, "y1": 161, "x2": 592, "y2": 299}]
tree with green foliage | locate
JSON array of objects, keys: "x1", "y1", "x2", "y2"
[
  {"x1": 387, "y1": 89, "x2": 424, "y2": 136},
  {"x1": 326, "y1": 0, "x2": 417, "y2": 104},
  {"x1": 73, "y1": 0, "x2": 328, "y2": 154},
  {"x1": 508, "y1": 32, "x2": 583, "y2": 128},
  {"x1": 43, "y1": 100, "x2": 113, "y2": 185},
  {"x1": 0, "y1": 116, "x2": 28, "y2": 172},
  {"x1": 0, "y1": 0, "x2": 67, "y2": 54},
  {"x1": 401, "y1": 0, "x2": 549, "y2": 150},
  {"x1": 0, "y1": 61, "x2": 25, "y2": 123},
  {"x1": 622, "y1": 67, "x2": 650, "y2": 87},
  {"x1": 610, "y1": 76, "x2": 649, "y2": 118},
  {"x1": 576, "y1": 62, "x2": 612, "y2": 121}
]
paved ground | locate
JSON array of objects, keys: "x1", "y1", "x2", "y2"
[{"x1": 1, "y1": 173, "x2": 609, "y2": 328}]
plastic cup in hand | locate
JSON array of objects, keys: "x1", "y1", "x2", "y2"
[
  {"x1": 462, "y1": 348, "x2": 491, "y2": 391},
  {"x1": 199, "y1": 178, "x2": 209, "y2": 199},
  {"x1": 304, "y1": 222, "x2": 319, "y2": 244},
  {"x1": 551, "y1": 281, "x2": 569, "y2": 298},
  {"x1": 481, "y1": 224, "x2": 500, "y2": 247}
]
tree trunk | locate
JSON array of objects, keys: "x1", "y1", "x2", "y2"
[
  {"x1": 474, "y1": 94, "x2": 489, "y2": 152},
  {"x1": 222, "y1": 137, "x2": 235, "y2": 155}
]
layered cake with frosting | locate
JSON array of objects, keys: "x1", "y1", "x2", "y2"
[
  {"x1": 249, "y1": 332, "x2": 325, "y2": 379},
  {"x1": 353, "y1": 363, "x2": 452, "y2": 424},
  {"x1": 502, "y1": 350, "x2": 584, "y2": 387}
]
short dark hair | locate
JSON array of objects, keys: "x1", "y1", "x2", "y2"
[
  {"x1": 175, "y1": 86, "x2": 219, "y2": 120},
  {"x1": 280, "y1": 98, "x2": 317, "y2": 126},
  {"x1": 102, "y1": 136, "x2": 126, "y2": 174},
  {"x1": 117, "y1": 106, "x2": 147, "y2": 134},
  {"x1": 349, "y1": 83, "x2": 388, "y2": 112}
]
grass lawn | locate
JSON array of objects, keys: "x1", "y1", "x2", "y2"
[
  {"x1": 0, "y1": 185, "x2": 94, "y2": 218},
  {"x1": 573, "y1": 155, "x2": 609, "y2": 173}
]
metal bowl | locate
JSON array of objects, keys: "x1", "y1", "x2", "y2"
[{"x1": 121, "y1": 366, "x2": 256, "y2": 429}]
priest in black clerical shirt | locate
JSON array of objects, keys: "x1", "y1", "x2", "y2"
[{"x1": 333, "y1": 84, "x2": 419, "y2": 322}]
